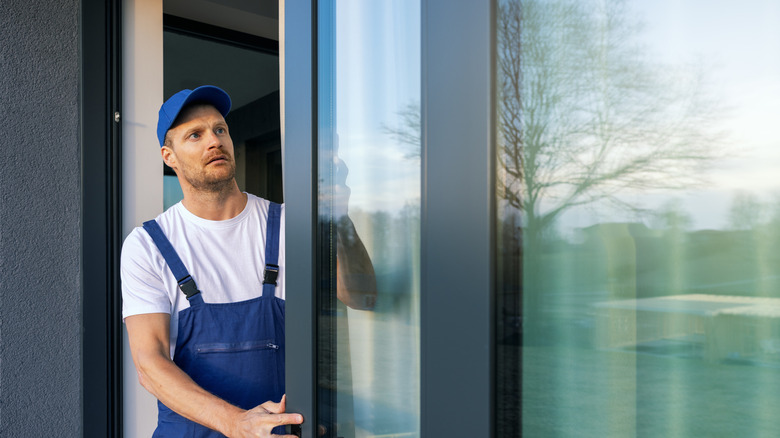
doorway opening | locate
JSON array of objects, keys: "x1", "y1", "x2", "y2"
[{"x1": 163, "y1": 14, "x2": 282, "y2": 209}]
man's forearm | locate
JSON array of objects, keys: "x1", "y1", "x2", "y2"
[{"x1": 134, "y1": 348, "x2": 242, "y2": 436}]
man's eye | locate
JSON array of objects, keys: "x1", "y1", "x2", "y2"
[
  {"x1": 188, "y1": 132, "x2": 200, "y2": 140},
  {"x1": 216, "y1": 127, "x2": 226, "y2": 135}
]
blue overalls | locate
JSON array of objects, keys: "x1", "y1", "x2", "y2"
[{"x1": 142, "y1": 202, "x2": 285, "y2": 437}]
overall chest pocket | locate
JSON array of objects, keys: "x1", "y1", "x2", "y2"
[
  {"x1": 187, "y1": 338, "x2": 283, "y2": 410},
  {"x1": 195, "y1": 339, "x2": 280, "y2": 354}
]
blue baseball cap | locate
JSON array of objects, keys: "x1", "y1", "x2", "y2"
[{"x1": 157, "y1": 85, "x2": 232, "y2": 147}]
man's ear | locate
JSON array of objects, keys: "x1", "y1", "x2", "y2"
[{"x1": 161, "y1": 146, "x2": 177, "y2": 170}]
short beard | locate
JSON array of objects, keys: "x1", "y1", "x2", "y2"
[{"x1": 178, "y1": 160, "x2": 237, "y2": 194}]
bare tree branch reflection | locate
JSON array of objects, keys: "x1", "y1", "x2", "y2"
[
  {"x1": 498, "y1": 0, "x2": 725, "y2": 232},
  {"x1": 495, "y1": 0, "x2": 727, "y2": 340}
]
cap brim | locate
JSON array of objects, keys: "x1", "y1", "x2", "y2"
[{"x1": 179, "y1": 85, "x2": 232, "y2": 118}]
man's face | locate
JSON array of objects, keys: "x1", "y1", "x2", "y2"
[{"x1": 162, "y1": 104, "x2": 236, "y2": 191}]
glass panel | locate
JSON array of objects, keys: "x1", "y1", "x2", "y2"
[
  {"x1": 496, "y1": 0, "x2": 780, "y2": 435},
  {"x1": 162, "y1": 30, "x2": 280, "y2": 210},
  {"x1": 317, "y1": 1, "x2": 421, "y2": 437}
]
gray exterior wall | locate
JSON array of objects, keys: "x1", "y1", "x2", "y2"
[{"x1": 0, "y1": 0, "x2": 83, "y2": 435}]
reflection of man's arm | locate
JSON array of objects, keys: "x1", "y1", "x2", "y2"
[
  {"x1": 336, "y1": 215, "x2": 377, "y2": 310},
  {"x1": 332, "y1": 157, "x2": 377, "y2": 310}
]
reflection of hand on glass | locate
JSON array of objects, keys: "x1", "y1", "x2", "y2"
[
  {"x1": 332, "y1": 156, "x2": 351, "y2": 219},
  {"x1": 333, "y1": 157, "x2": 378, "y2": 310}
]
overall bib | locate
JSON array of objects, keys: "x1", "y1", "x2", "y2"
[{"x1": 142, "y1": 202, "x2": 285, "y2": 437}]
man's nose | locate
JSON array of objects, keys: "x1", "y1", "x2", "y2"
[{"x1": 205, "y1": 130, "x2": 222, "y2": 148}]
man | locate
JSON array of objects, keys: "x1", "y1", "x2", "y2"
[{"x1": 122, "y1": 85, "x2": 375, "y2": 437}]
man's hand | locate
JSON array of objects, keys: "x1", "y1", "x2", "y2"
[{"x1": 230, "y1": 395, "x2": 303, "y2": 438}]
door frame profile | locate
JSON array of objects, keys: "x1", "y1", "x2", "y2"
[{"x1": 81, "y1": 0, "x2": 123, "y2": 435}]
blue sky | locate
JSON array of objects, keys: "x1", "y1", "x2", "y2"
[{"x1": 330, "y1": 0, "x2": 421, "y2": 214}]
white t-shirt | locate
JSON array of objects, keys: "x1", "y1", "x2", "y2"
[{"x1": 121, "y1": 194, "x2": 285, "y2": 357}]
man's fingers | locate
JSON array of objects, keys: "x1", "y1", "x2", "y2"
[
  {"x1": 244, "y1": 397, "x2": 303, "y2": 437},
  {"x1": 273, "y1": 413, "x2": 304, "y2": 426},
  {"x1": 260, "y1": 396, "x2": 284, "y2": 414}
]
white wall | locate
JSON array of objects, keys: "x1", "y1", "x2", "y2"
[{"x1": 122, "y1": 0, "x2": 164, "y2": 435}]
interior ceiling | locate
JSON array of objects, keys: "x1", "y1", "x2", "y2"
[
  {"x1": 164, "y1": 0, "x2": 278, "y2": 40},
  {"x1": 163, "y1": 0, "x2": 279, "y2": 111}
]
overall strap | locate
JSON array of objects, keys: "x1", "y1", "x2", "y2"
[
  {"x1": 262, "y1": 202, "x2": 282, "y2": 298},
  {"x1": 142, "y1": 220, "x2": 201, "y2": 301}
]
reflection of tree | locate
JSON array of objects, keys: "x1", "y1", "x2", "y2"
[
  {"x1": 727, "y1": 191, "x2": 763, "y2": 230},
  {"x1": 384, "y1": 102, "x2": 421, "y2": 160},
  {"x1": 650, "y1": 199, "x2": 692, "y2": 298},
  {"x1": 497, "y1": 0, "x2": 724, "y2": 232},
  {"x1": 494, "y1": 0, "x2": 726, "y2": 340},
  {"x1": 347, "y1": 206, "x2": 420, "y2": 313},
  {"x1": 651, "y1": 199, "x2": 693, "y2": 231}
]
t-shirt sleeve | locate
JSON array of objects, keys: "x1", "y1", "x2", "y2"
[{"x1": 121, "y1": 227, "x2": 174, "y2": 320}]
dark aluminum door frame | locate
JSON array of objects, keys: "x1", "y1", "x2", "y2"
[
  {"x1": 283, "y1": 1, "x2": 317, "y2": 437},
  {"x1": 283, "y1": 0, "x2": 495, "y2": 436},
  {"x1": 81, "y1": 0, "x2": 123, "y2": 436},
  {"x1": 420, "y1": 0, "x2": 495, "y2": 436}
]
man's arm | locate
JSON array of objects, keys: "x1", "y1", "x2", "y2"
[{"x1": 125, "y1": 313, "x2": 302, "y2": 437}]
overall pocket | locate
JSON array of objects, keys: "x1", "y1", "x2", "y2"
[
  {"x1": 187, "y1": 338, "x2": 282, "y2": 410},
  {"x1": 195, "y1": 340, "x2": 279, "y2": 354}
]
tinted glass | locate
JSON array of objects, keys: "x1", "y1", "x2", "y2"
[
  {"x1": 496, "y1": 0, "x2": 780, "y2": 435},
  {"x1": 317, "y1": 1, "x2": 421, "y2": 436}
]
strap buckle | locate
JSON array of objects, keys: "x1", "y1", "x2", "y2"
[
  {"x1": 178, "y1": 276, "x2": 200, "y2": 299},
  {"x1": 263, "y1": 264, "x2": 279, "y2": 285}
]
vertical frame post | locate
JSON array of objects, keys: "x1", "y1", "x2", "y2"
[
  {"x1": 282, "y1": 1, "x2": 317, "y2": 436},
  {"x1": 421, "y1": 0, "x2": 495, "y2": 436},
  {"x1": 81, "y1": 0, "x2": 123, "y2": 435}
]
